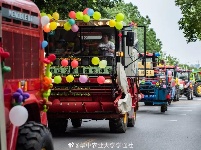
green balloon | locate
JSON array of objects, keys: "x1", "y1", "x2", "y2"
[
  {"x1": 116, "y1": 13, "x2": 124, "y2": 22},
  {"x1": 115, "y1": 22, "x2": 123, "y2": 30},
  {"x1": 2, "y1": 66, "x2": 11, "y2": 73},
  {"x1": 54, "y1": 76, "x2": 62, "y2": 84},
  {"x1": 83, "y1": 15, "x2": 90, "y2": 23}
]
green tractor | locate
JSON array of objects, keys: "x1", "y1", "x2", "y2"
[{"x1": 190, "y1": 69, "x2": 201, "y2": 97}]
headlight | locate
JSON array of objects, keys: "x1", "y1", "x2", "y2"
[{"x1": 104, "y1": 79, "x2": 112, "y2": 83}]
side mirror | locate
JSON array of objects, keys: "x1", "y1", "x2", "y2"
[{"x1": 126, "y1": 32, "x2": 134, "y2": 46}]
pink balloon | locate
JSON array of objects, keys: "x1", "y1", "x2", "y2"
[
  {"x1": 61, "y1": 59, "x2": 68, "y2": 67},
  {"x1": 167, "y1": 70, "x2": 172, "y2": 76},
  {"x1": 97, "y1": 76, "x2": 105, "y2": 84},
  {"x1": 71, "y1": 24, "x2": 79, "y2": 32},
  {"x1": 83, "y1": 8, "x2": 89, "y2": 15},
  {"x1": 79, "y1": 75, "x2": 88, "y2": 83},
  {"x1": 71, "y1": 60, "x2": 78, "y2": 68},
  {"x1": 69, "y1": 11, "x2": 76, "y2": 19}
]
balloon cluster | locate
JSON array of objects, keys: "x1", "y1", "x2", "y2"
[
  {"x1": 42, "y1": 54, "x2": 56, "y2": 112},
  {"x1": 91, "y1": 57, "x2": 107, "y2": 68},
  {"x1": 108, "y1": 13, "x2": 125, "y2": 30},
  {"x1": 12, "y1": 88, "x2": 30, "y2": 105},
  {"x1": 41, "y1": 12, "x2": 59, "y2": 32},
  {"x1": 0, "y1": 47, "x2": 11, "y2": 79}
]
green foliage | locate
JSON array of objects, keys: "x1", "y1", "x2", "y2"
[{"x1": 175, "y1": 0, "x2": 201, "y2": 42}]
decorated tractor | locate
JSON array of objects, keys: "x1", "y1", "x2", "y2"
[
  {"x1": 190, "y1": 69, "x2": 201, "y2": 97},
  {"x1": 176, "y1": 69, "x2": 193, "y2": 100},
  {"x1": 139, "y1": 54, "x2": 172, "y2": 112},
  {"x1": 0, "y1": 0, "x2": 54, "y2": 149},
  {"x1": 42, "y1": 11, "x2": 145, "y2": 133}
]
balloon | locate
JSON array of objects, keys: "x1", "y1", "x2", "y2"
[
  {"x1": 52, "y1": 12, "x2": 59, "y2": 20},
  {"x1": 13, "y1": 92, "x2": 20, "y2": 99},
  {"x1": 99, "y1": 60, "x2": 107, "y2": 68},
  {"x1": 47, "y1": 72, "x2": 52, "y2": 78},
  {"x1": 83, "y1": 15, "x2": 90, "y2": 23},
  {"x1": 43, "y1": 24, "x2": 51, "y2": 33},
  {"x1": 71, "y1": 24, "x2": 79, "y2": 32},
  {"x1": 168, "y1": 71, "x2": 172, "y2": 76},
  {"x1": 71, "y1": 60, "x2": 78, "y2": 68},
  {"x1": 66, "y1": 75, "x2": 74, "y2": 83},
  {"x1": 69, "y1": 11, "x2": 76, "y2": 19},
  {"x1": 40, "y1": 12, "x2": 46, "y2": 17},
  {"x1": 22, "y1": 93, "x2": 30, "y2": 99},
  {"x1": 18, "y1": 95, "x2": 23, "y2": 103},
  {"x1": 54, "y1": 76, "x2": 62, "y2": 84},
  {"x1": 49, "y1": 22, "x2": 57, "y2": 30},
  {"x1": 48, "y1": 54, "x2": 56, "y2": 62},
  {"x1": 76, "y1": 12, "x2": 83, "y2": 20},
  {"x1": 9, "y1": 105, "x2": 28, "y2": 126},
  {"x1": 42, "y1": 41, "x2": 48, "y2": 48},
  {"x1": 93, "y1": 12, "x2": 101, "y2": 20},
  {"x1": 97, "y1": 76, "x2": 105, "y2": 84},
  {"x1": 64, "y1": 22, "x2": 71, "y2": 31},
  {"x1": 83, "y1": 8, "x2": 89, "y2": 15},
  {"x1": 68, "y1": 19, "x2": 75, "y2": 25},
  {"x1": 47, "y1": 14, "x2": 53, "y2": 19},
  {"x1": 79, "y1": 75, "x2": 88, "y2": 83},
  {"x1": 61, "y1": 59, "x2": 68, "y2": 67},
  {"x1": 91, "y1": 57, "x2": 100, "y2": 65},
  {"x1": 115, "y1": 22, "x2": 123, "y2": 30},
  {"x1": 16, "y1": 88, "x2": 23, "y2": 94},
  {"x1": 87, "y1": 8, "x2": 94, "y2": 16},
  {"x1": 116, "y1": 13, "x2": 124, "y2": 22},
  {"x1": 2, "y1": 66, "x2": 11, "y2": 73},
  {"x1": 41, "y1": 16, "x2": 50, "y2": 27},
  {"x1": 109, "y1": 20, "x2": 116, "y2": 27}
]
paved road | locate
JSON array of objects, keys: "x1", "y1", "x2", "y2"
[{"x1": 53, "y1": 97, "x2": 201, "y2": 150}]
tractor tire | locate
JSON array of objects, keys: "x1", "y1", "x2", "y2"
[
  {"x1": 193, "y1": 82, "x2": 201, "y2": 97},
  {"x1": 48, "y1": 118, "x2": 68, "y2": 136},
  {"x1": 71, "y1": 119, "x2": 82, "y2": 128},
  {"x1": 109, "y1": 117, "x2": 127, "y2": 133},
  {"x1": 127, "y1": 118, "x2": 135, "y2": 127},
  {"x1": 161, "y1": 105, "x2": 167, "y2": 113},
  {"x1": 16, "y1": 121, "x2": 53, "y2": 150}
]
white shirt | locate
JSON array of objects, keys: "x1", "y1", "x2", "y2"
[{"x1": 98, "y1": 41, "x2": 115, "y2": 57}]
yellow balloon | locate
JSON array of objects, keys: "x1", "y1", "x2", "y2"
[
  {"x1": 99, "y1": 60, "x2": 107, "y2": 68},
  {"x1": 47, "y1": 14, "x2": 53, "y2": 19},
  {"x1": 66, "y1": 75, "x2": 74, "y2": 83},
  {"x1": 83, "y1": 15, "x2": 90, "y2": 23},
  {"x1": 76, "y1": 12, "x2": 83, "y2": 20},
  {"x1": 109, "y1": 20, "x2": 116, "y2": 27},
  {"x1": 52, "y1": 12, "x2": 59, "y2": 20},
  {"x1": 91, "y1": 57, "x2": 100, "y2": 65},
  {"x1": 49, "y1": 22, "x2": 57, "y2": 30},
  {"x1": 115, "y1": 22, "x2": 123, "y2": 30},
  {"x1": 93, "y1": 12, "x2": 101, "y2": 20},
  {"x1": 64, "y1": 22, "x2": 71, "y2": 31},
  {"x1": 116, "y1": 13, "x2": 124, "y2": 22}
]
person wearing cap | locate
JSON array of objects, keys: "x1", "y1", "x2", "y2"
[{"x1": 98, "y1": 33, "x2": 115, "y2": 65}]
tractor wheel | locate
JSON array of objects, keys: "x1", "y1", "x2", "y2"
[
  {"x1": 16, "y1": 121, "x2": 53, "y2": 150},
  {"x1": 193, "y1": 82, "x2": 201, "y2": 97},
  {"x1": 71, "y1": 119, "x2": 82, "y2": 128},
  {"x1": 161, "y1": 105, "x2": 167, "y2": 113},
  {"x1": 48, "y1": 118, "x2": 68, "y2": 135},
  {"x1": 109, "y1": 117, "x2": 127, "y2": 133}
]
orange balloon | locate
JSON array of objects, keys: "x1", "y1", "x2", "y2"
[{"x1": 43, "y1": 24, "x2": 51, "y2": 33}]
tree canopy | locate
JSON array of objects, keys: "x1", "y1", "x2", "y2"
[{"x1": 175, "y1": 0, "x2": 201, "y2": 43}]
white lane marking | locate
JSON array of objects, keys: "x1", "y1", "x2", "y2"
[
  {"x1": 178, "y1": 114, "x2": 187, "y2": 115},
  {"x1": 180, "y1": 110, "x2": 192, "y2": 111},
  {"x1": 168, "y1": 120, "x2": 178, "y2": 121}
]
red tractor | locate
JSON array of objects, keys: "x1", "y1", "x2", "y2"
[
  {"x1": 44, "y1": 19, "x2": 146, "y2": 133},
  {"x1": 0, "y1": 0, "x2": 54, "y2": 149}
]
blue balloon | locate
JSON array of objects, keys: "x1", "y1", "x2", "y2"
[
  {"x1": 68, "y1": 19, "x2": 75, "y2": 25},
  {"x1": 42, "y1": 40, "x2": 48, "y2": 48},
  {"x1": 155, "y1": 52, "x2": 160, "y2": 57},
  {"x1": 87, "y1": 8, "x2": 94, "y2": 16}
]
